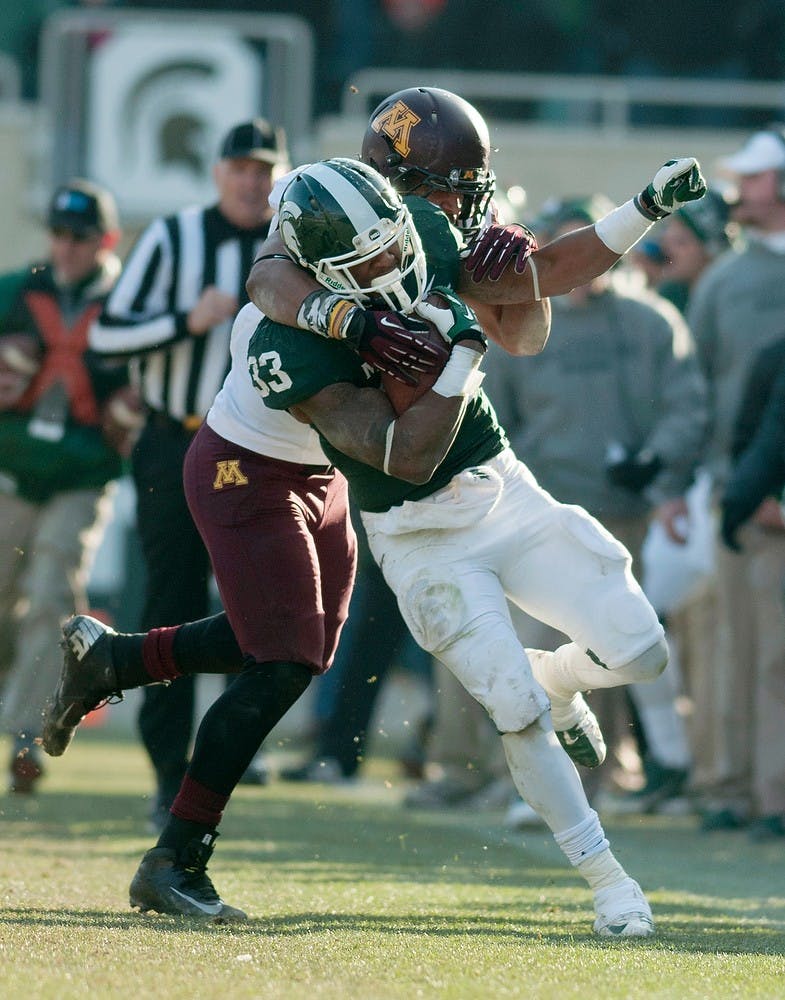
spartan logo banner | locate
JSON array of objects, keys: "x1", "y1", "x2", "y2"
[
  {"x1": 85, "y1": 27, "x2": 260, "y2": 217},
  {"x1": 371, "y1": 101, "x2": 421, "y2": 159}
]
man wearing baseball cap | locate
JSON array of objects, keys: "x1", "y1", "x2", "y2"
[
  {"x1": 219, "y1": 118, "x2": 289, "y2": 169},
  {"x1": 658, "y1": 189, "x2": 735, "y2": 311},
  {"x1": 686, "y1": 128, "x2": 785, "y2": 839},
  {"x1": 89, "y1": 119, "x2": 290, "y2": 827},
  {"x1": 719, "y1": 129, "x2": 785, "y2": 178},
  {"x1": 48, "y1": 179, "x2": 120, "y2": 239},
  {"x1": 0, "y1": 177, "x2": 135, "y2": 792}
]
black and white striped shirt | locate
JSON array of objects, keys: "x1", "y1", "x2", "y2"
[{"x1": 90, "y1": 204, "x2": 270, "y2": 422}]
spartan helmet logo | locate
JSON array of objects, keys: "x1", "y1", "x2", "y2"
[{"x1": 370, "y1": 100, "x2": 421, "y2": 159}]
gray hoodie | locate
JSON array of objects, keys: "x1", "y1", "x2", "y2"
[{"x1": 483, "y1": 276, "x2": 708, "y2": 520}]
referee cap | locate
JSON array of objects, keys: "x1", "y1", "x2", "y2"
[
  {"x1": 220, "y1": 119, "x2": 288, "y2": 166},
  {"x1": 48, "y1": 179, "x2": 119, "y2": 236}
]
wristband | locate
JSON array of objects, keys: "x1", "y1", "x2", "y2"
[
  {"x1": 431, "y1": 345, "x2": 485, "y2": 399},
  {"x1": 327, "y1": 300, "x2": 357, "y2": 340},
  {"x1": 297, "y1": 289, "x2": 353, "y2": 338},
  {"x1": 593, "y1": 199, "x2": 654, "y2": 256},
  {"x1": 252, "y1": 253, "x2": 293, "y2": 266}
]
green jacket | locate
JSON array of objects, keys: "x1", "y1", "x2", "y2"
[{"x1": 0, "y1": 259, "x2": 125, "y2": 503}]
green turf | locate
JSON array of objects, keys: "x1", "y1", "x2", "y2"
[{"x1": 1, "y1": 734, "x2": 783, "y2": 999}]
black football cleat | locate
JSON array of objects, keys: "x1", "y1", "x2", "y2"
[
  {"x1": 41, "y1": 615, "x2": 123, "y2": 757},
  {"x1": 129, "y1": 833, "x2": 247, "y2": 922}
]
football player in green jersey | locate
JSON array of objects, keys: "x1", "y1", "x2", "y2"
[{"x1": 247, "y1": 158, "x2": 673, "y2": 936}]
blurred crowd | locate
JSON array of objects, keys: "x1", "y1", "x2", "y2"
[{"x1": 2, "y1": 1, "x2": 785, "y2": 118}]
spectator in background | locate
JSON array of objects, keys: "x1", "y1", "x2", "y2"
[
  {"x1": 478, "y1": 195, "x2": 707, "y2": 822},
  {"x1": 658, "y1": 190, "x2": 735, "y2": 312},
  {"x1": 628, "y1": 237, "x2": 667, "y2": 292},
  {"x1": 686, "y1": 127, "x2": 785, "y2": 836},
  {"x1": 711, "y1": 329, "x2": 785, "y2": 842},
  {"x1": 633, "y1": 189, "x2": 736, "y2": 816},
  {"x1": 0, "y1": 179, "x2": 136, "y2": 792},
  {"x1": 89, "y1": 119, "x2": 288, "y2": 830}
]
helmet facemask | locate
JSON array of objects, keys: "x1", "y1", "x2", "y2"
[
  {"x1": 312, "y1": 204, "x2": 428, "y2": 313},
  {"x1": 394, "y1": 163, "x2": 496, "y2": 237}
]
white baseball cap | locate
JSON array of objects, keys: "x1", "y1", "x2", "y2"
[{"x1": 720, "y1": 130, "x2": 785, "y2": 175}]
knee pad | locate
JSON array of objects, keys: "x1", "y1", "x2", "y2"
[
  {"x1": 397, "y1": 570, "x2": 549, "y2": 734},
  {"x1": 422, "y1": 609, "x2": 551, "y2": 734},
  {"x1": 613, "y1": 637, "x2": 669, "y2": 685}
]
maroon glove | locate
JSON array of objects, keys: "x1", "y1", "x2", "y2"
[
  {"x1": 463, "y1": 223, "x2": 538, "y2": 283},
  {"x1": 344, "y1": 310, "x2": 444, "y2": 387}
]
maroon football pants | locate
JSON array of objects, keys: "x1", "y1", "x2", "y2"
[{"x1": 183, "y1": 423, "x2": 356, "y2": 674}]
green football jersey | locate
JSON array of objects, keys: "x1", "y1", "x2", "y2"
[
  {"x1": 404, "y1": 195, "x2": 462, "y2": 288},
  {"x1": 0, "y1": 414, "x2": 121, "y2": 503},
  {"x1": 247, "y1": 192, "x2": 507, "y2": 512},
  {"x1": 248, "y1": 320, "x2": 505, "y2": 512}
]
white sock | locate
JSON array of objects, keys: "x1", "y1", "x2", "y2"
[
  {"x1": 553, "y1": 811, "x2": 628, "y2": 891},
  {"x1": 528, "y1": 640, "x2": 667, "y2": 706},
  {"x1": 577, "y1": 849, "x2": 629, "y2": 892},
  {"x1": 527, "y1": 644, "x2": 605, "y2": 705}
]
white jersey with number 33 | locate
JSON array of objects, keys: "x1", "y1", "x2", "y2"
[{"x1": 207, "y1": 302, "x2": 329, "y2": 465}]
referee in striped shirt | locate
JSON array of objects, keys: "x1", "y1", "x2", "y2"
[{"x1": 90, "y1": 119, "x2": 289, "y2": 829}]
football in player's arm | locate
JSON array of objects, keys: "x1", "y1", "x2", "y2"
[{"x1": 249, "y1": 283, "x2": 489, "y2": 491}]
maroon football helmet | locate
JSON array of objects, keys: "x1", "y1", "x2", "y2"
[{"x1": 361, "y1": 86, "x2": 496, "y2": 237}]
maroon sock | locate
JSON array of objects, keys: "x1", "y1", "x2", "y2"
[
  {"x1": 170, "y1": 774, "x2": 230, "y2": 829},
  {"x1": 143, "y1": 626, "x2": 184, "y2": 682}
]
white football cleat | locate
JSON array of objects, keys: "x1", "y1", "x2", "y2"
[{"x1": 593, "y1": 877, "x2": 654, "y2": 938}]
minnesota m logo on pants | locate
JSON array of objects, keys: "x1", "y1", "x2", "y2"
[{"x1": 213, "y1": 460, "x2": 249, "y2": 489}]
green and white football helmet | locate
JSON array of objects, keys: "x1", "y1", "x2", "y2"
[{"x1": 277, "y1": 158, "x2": 428, "y2": 313}]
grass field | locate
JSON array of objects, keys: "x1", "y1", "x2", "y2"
[{"x1": 1, "y1": 733, "x2": 783, "y2": 999}]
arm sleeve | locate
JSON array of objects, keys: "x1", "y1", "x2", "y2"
[{"x1": 89, "y1": 217, "x2": 190, "y2": 357}]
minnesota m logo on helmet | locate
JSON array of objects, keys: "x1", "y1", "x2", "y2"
[{"x1": 370, "y1": 100, "x2": 422, "y2": 159}]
